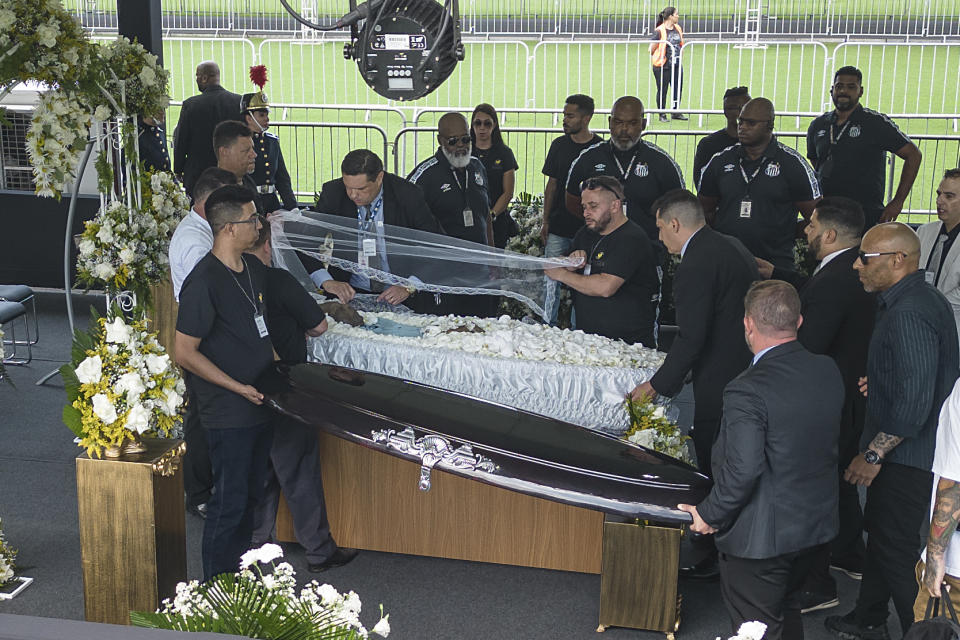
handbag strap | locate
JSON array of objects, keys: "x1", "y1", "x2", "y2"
[
  {"x1": 926, "y1": 594, "x2": 940, "y2": 620},
  {"x1": 941, "y1": 590, "x2": 960, "y2": 626}
]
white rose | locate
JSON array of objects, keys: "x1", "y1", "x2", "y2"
[
  {"x1": 75, "y1": 355, "x2": 103, "y2": 385},
  {"x1": 105, "y1": 317, "x2": 132, "y2": 344},
  {"x1": 145, "y1": 353, "x2": 170, "y2": 375},
  {"x1": 93, "y1": 105, "x2": 112, "y2": 121},
  {"x1": 118, "y1": 247, "x2": 136, "y2": 265},
  {"x1": 139, "y1": 65, "x2": 156, "y2": 85},
  {"x1": 0, "y1": 560, "x2": 13, "y2": 584},
  {"x1": 96, "y1": 225, "x2": 113, "y2": 244},
  {"x1": 116, "y1": 371, "x2": 146, "y2": 402},
  {"x1": 161, "y1": 390, "x2": 182, "y2": 416},
  {"x1": 36, "y1": 22, "x2": 60, "y2": 48},
  {"x1": 372, "y1": 615, "x2": 391, "y2": 637},
  {"x1": 124, "y1": 403, "x2": 151, "y2": 434},
  {"x1": 92, "y1": 393, "x2": 118, "y2": 424},
  {"x1": 78, "y1": 238, "x2": 96, "y2": 257}
]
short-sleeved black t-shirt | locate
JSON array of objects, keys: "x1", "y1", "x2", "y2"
[
  {"x1": 542, "y1": 133, "x2": 603, "y2": 238},
  {"x1": 176, "y1": 253, "x2": 275, "y2": 429},
  {"x1": 570, "y1": 219, "x2": 659, "y2": 346},
  {"x1": 699, "y1": 136, "x2": 821, "y2": 269},
  {"x1": 408, "y1": 149, "x2": 491, "y2": 245},
  {"x1": 807, "y1": 105, "x2": 911, "y2": 224},
  {"x1": 566, "y1": 139, "x2": 685, "y2": 246},
  {"x1": 265, "y1": 266, "x2": 326, "y2": 363},
  {"x1": 693, "y1": 129, "x2": 738, "y2": 188},
  {"x1": 475, "y1": 143, "x2": 518, "y2": 208}
]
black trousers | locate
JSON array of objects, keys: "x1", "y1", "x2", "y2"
[
  {"x1": 202, "y1": 422, "x2": 273, "y2": 581},
  {"x1": 720, "y1": 545, "x2": 822, "y2": 640},
  {"x1": 251, "y1": 416, "x2": 337, "y2": 564},
  {"x1": 690, "y1": 417, "x2": 720, "y2": 557},
  {"x1": 182, "y1": 384, "x2": 213, "y2": 507},
  {"x1": 653, "y1": 64, "x2": 683, "y2": 110},
  {"x1": 854, "y1": 462, "x2": 933, "y2": 635}
]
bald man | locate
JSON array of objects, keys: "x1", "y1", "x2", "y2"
[
  {"x1": 565, "y1": 95, "x2": 684, "y2": 252},
  {"x1": 825, "y1": 223, "x2": 959, "y2": 639},
  {"x1": 698, "y1": 98, "x2": 821, "y2": 270},
  {"x1": 174, "y1": 61, "x2": 243, "y2": 197}
]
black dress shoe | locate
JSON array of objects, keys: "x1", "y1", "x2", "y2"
[
  {"x1": 678, "y1": 554, "x2": 720, "y2": 581},
  {"x1": 824, "y1": 611, "x2": 889, "y2": 640},
  {"x1": 671, "y1": 113, "x2": 689, "y2": 120},
  {"x1": 308, "y1": 547, "x2": 359, "y2": 573},
  {"x1": 800, "y1": 590, "x2": 839, "y2": 614},
  {"x1": 187, "y1": 502, "x2": 207, "y2": 519},
  {"x1": 658, "y1": 114, "x2": 670, "y2": 123}
]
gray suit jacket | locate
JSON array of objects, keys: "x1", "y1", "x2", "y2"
[
  {"x1": 918, "y1": 221, "x2": 960, "y2": 348},
  {"x1": 697, "y1": 340, "x2": 843, "y2": 559}
]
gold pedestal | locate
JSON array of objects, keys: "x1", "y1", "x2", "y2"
[
  {"x1": 76, "y1": 438, "x2": 187, "y2": 625},
  {"x1": 597, "y1": 521, "x2": 683, "y2": 637},
  {"x1": 147, "y1": 278, "x2": 178, "y2": 359}
]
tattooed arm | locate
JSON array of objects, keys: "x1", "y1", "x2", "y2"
[
  {"x1": 844, "y1": 432, "x2": 904, "y2": 487},
  {"x1": 869, "y1": 432, "x2": 904, "y2": 457},
  {"x1": 924, "y1": 477, "x2": 960, "y2": 597}
]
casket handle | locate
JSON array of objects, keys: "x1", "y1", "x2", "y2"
[{"x1": 371, "y1": 427, "x2": 499, "y2": 492}]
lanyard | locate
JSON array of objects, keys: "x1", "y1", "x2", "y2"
[
  {"x1": 226, "y1": 256, "x2": 260, "y2": 314},
  {"x1": 357, "y1": 194, "x2": 383, "y2": 233},
  {"x1": 739, "y1": 157, "x2": 768, "y2": 194},
  {"x1": 829, "y1": 120, "x2": 851, "y2": 146},
  {"x1": 612, "y1": 147, "x2": 639, "y2": 182},
  {"x1": 451, "y1": 167, "x2": 470, "y2": 208}
]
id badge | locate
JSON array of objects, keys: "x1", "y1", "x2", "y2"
[
  {"x1": 362, "y1": 237, "x2": 377, "y2": 257},
  {"x1": 358, "y1": 251, "x2": 369, "y2": 269},
  {"x1": 926, "y1": 270, "x2": 936, "y2": 285},
  {"x1": 739, "y1": 198, "x2": 752, "y2": 218},
  {"x1": 254, "y1": 313, "x2": 269, "y2": 338},
  {"x1": 584, "y1": 263, "x2": 592, "y2": 276},
  {"x1": 463, "y1": 208, "x2": 474, "y2": 227}
]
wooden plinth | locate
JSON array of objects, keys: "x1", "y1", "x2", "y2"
[
  {"x1": 147, "y1": 278, "x2": 177, "y2": 359},
  {"x1": 76, "y1": 438, "x2": 187, "y2": 625},
  {"x1": 277, "y1": 430, "x2": 604, "y2": 573},
  {"x1": 598, "y1": 521, "x2": 682, "y2": 635}
]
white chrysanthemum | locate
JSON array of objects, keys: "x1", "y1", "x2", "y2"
[
  {"x1": 118, "y1": 247, "x2": 136, "y2": 265},
  {"x1": 75, "y1": 355, "x2": 103, "y2": 385},
  {"x1": 91, "y1": 393, "x2": 118, "y2": 424}
]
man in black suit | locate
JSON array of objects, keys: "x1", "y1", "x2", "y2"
[
  {"x1": 174, "y1": 61, "x2": 242, "y2": 197},
  {"x1": 632, "y1": 188, "x2": 758, "y2": 579},
  {"x1": 681, "y1": 280, "x2": 845, "y2": 640},
  {"x1": 310, "y1": 148, "x2": 440, "y2": 306},
  {"x1": 757, "y1": 196, "x2": 877, "y2": 612}
]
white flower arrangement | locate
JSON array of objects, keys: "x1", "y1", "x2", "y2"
[
  {"x1": 25, "y1": 89, "x2": 93, "y2": 199},
  {"x1": 85, "y1": 36, "x2": 170, "y2": 120},
  {"x1": 75, "y1": 170, "x2": 188, "y2": 299},
  {"x1": 0, "y1": 517, "x2": 16, "y2": 588},
  {"x1": 132, "y1": 543, "x2": 390, "y2": 639},
  {"x1": 61, "y1": 314, "x2": 185, "y2": 458},
  {"x1": 502, "y1": 192, "x2": 574, "y2": 327},
  {"x1": 323, "y1": 310, "x2": 666, "y2": 370},
  {"x1": 721, "y1": 621, "x2": 767, "y2": 640},
  {"x1": 0, "y1": 0, "x2": 90, "y2": 93},
  {"x1": 623, "y1": 397, "x2": 692, "y2": 463}
]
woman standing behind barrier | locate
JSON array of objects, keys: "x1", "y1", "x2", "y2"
[
  {"x1": 649, "y1": 7, "x2": 687, "y2": 122},
  {"x1": 471, "y1": 103, "x2": 519, "y2": 249}
]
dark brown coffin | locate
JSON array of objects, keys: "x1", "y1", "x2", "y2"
[{"x1": 258, "y1": 362, "x2": 711, "y2": 523}]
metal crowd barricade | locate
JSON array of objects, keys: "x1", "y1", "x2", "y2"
[{"x1": 266, "y1": 121, "x2": 389, "y2": 199}]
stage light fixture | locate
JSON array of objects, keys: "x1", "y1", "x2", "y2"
[{"x1": 279, "y1": 0, "x2": 465, "y2": 101}]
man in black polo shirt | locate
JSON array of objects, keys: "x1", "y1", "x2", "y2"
[
  {"x1": 807, "y1": 66, "x2": 922, "y2": 229},
  {"x1": 825, "y1": 223, "x2": 959, "y2": 639},
  {"x1": 175, "y1": 185, "x2": 276, "y2": 580},
  {"x1": 692, "y1": 86, "x2": 750, "y2": 184},
  {"x1": 541, "y1": 94, "x2": 603, "y2": 325},
  {"x1": 246, "y1": 223, "x2": 359, "y2": 574},
  {"x1": 408, "y1": 112, "x2": 492, "y2": 247},
  {"x1": 565, "y1": 95, "x2": 685, "y2": 251},
  {"x1": 699, "y1": 97, "x2": 821, "y2": 270},
  {"x1": 545, "y1": 176, "x2": 659, "y2": 346},
  {"x1": 214, "y1": 120, "x2": 265, "y2": 215}
]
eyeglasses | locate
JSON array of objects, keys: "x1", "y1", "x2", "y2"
[
  {"x1": 857, "y1": 250, "x2": 902, "y2": 264},
  {"x1": 580, "y1": 178, "x2": 623, "y2": 200},
  {"x1": 229, "y1": 214, "x2": 261, "y2": 226},
  {"x1": 443, "y1": 135, "x2": 472, "y2": 146},
  {"x1": 737, "y1": 117, "x2": 771, "y2": 126},
  {"x1": 473, "y1": 119, "x2": 494, "y2": 128}
]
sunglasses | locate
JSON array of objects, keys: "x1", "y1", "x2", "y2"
[
  {"x1": 857, "y1": 250, "x2": 901, "y2": 264},
  {"x1": 580, "y1": 178, "x2": 623, "y2": 200},
  {"x1": 473, "y1": 119, "x2": 494, "y2": 128},
  {"x1": 443, "y1": 135, "x2": 472, "y2": 146}
]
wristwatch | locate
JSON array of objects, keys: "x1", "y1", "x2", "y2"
[{"x1": 863, "y1": 449, "x2": 882, "y2": 465}]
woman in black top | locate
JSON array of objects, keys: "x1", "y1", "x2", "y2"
[
  {"x1": 649, "y1": 6, "x2": 687, "y2": 122},
  {"x1": 471, "y1": 103, "x2": 519, "y2": 249}
]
